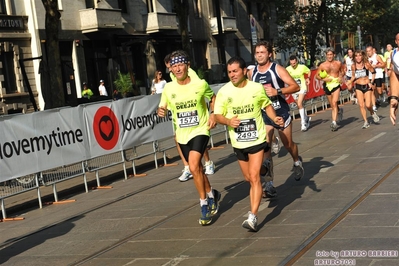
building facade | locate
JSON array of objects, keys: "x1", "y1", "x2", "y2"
[{"x1": 1, "y1": 0, "x2": 264, "y2": 112}]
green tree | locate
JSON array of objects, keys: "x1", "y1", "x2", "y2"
[
  {"x1": 41, "y1": 0, "x2": 64, "y2": 109},
  {"x1": 344, "y1": 0, "x2": 399, "y2": 49}
]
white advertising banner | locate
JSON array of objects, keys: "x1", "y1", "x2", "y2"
[
  {"x1": 0, "y1": 87, "x2": 229, "y2": 182},
  {"x1": 83, "y1": 96, "x2": 174, "y2": 159},
  {"x1": 83, "y1": 100, "x2": 125, "y2": 158},
  {"x1": 0, "y1": 106, "x2": 87, "y2": 181},
  {"x1": 120, "y1": 94, "x2": 174, "y2": 149}
]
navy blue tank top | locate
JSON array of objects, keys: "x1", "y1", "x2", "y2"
[{"x1": 251, "y1": 63, "x2": 290, "y2": 114}]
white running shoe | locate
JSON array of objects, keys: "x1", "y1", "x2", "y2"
[
  {"x1": 242, "y1": 211, "x2": 258, "y2": 231},
  {"x1": 372, "y1": 112, "x2": 380, "y2": 123},
  {"x1": 301, "y1": 116, "x2": 311, "y2": 132},
  {"x1": 178, "y1": 167, "x2": 192, "y2": 182},
  {"x1": 330, "y1": 121, "x2": 338, "y2": 131},
  {"x1": 204, "y1": 161, "x2": 215, "y2": 175},
  {"x1": 362, "y1": 122, "x2": 370, "y2": 129},
  {"x1": 271, "y1": 137, "x2": 281, "y2": 154}
]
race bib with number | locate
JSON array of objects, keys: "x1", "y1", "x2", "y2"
[
  {"x1": 177, "y1": 110, "x2": 199, "y2": 128},
  {"x1": 295, "y1": 78, "x2": 301, "y2": 86},
  {"x1": 234, "y1": 118, "x2": 258, "y2": 142},
  {"x1": 272, "y1": 100, "x2": 281, "y2": 110}
]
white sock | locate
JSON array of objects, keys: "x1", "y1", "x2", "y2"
[
  {"x1": 299, "y1": 108, "x2": 306, "y2": 124},
  {"x1": 207, "y1": 189, "x2": 214, "y2": 198},
  {"x1": 200, "y1": 198, "x2": 208, "y2": 206}
]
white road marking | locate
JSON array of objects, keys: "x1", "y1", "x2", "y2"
[
  {"x1": 366, "y1": 132, "x2": 386, "y2": 143},
  {"x1": 320, "y1": 154, "x2": 350, "y2": 173}
]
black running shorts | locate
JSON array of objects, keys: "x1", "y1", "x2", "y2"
[
  {"x1": 178, "y1": 135, "x2": 209, "y2": 162},
  {"x1": 233, "y1": 142, "x2": 269, "y2": 162}
]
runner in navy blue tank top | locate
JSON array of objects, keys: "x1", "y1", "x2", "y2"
[{"x1": 247, "y1": 41, "x2": 305, "y2": 198}]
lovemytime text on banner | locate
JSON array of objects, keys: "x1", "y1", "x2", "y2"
[{"x1": 0, "y1": 95, "x2": 174, "y2": 182}]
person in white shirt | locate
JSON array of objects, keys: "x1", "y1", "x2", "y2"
[
  {"x1": 98, "y1": 80, "x2": 108, "y2": 96},
  {"x1": 151, "y1": 70, "x2": 167, "y2": 94}
]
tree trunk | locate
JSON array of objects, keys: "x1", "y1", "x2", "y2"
[
  {"x1": 41, "y1": 0, "x2": 64, "y2": 109},
  {"x1": 174, "y1": 0, "x2": 191, "y2": 58},
  {"x1": 309, "y1": 0, "x2": 326, "y2": 68}
]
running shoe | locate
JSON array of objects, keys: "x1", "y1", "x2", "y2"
[
  {"x1": 271, "y1": 137, "x2": 281, "y2": 154},
  {"x1": 260, "y1": 158, "x2": 273, "y2": 179},
  {"x1": 178, "y1": 168, "x2": 192, "y2": 182},
  {"x1": 208, "y1": 189, "x2": 221, "y2": 215},
  {"x1": 204, "y1": 160, "x2": 215, "y2": 175},
  {"x1": 330, "y1": 121, "x2": 338, "y2": 132},
  {"x1": 301, "y1": 116, "x2": 311, "y2": 132},
  {"x1": 362, "y1": 122, "x2": 370, "y2": 129},
  {"x1": 242, "y1": 211, "x2": 258, "y2": 232},
  {"x1": 293, "y1": 156, "x2": 304, "y2": 181},
  {"x1": 372, "y1": 112, "x2": 380, "y2": 123},
  {"x1": 338, "y1": 108, "x2": 344, "y2": 122},
  {"x1": 199, "y1": 204, "x2": 212, "y2": 225},
  {"x1": 263, "y1": 181, "x2": 277, "y2": 198}
]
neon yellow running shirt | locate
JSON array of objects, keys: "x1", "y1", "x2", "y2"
[
  {"x1": 214, "y1": 80, "x2": 271, "y2": 149},
  {"x1": 159, "y1": 79, "x2": 214, "y2": 144},
  {"x1": 286, "y1": 64, "x2": 310, "y2": 91}
]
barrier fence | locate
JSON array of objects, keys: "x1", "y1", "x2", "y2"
[{"x1": 0, "y1": 74, "x2": 351, "y2": 220}]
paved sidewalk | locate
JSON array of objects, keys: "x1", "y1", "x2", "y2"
[{"x1": 1, "y1": 102, "x2": 398, "y2": 266}]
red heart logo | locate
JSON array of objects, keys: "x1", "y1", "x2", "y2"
[{"x1": 100, "y1": 120, "x2": 113, "y2": 138}]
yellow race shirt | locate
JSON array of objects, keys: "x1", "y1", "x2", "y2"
[
  {"x1": 286, "y1": 64, "x2": 310, "y2": 91},
  {"x1": 214, "y1": 80, "x2": 271, "y2": 149},
  {"x1": 159, "y1": 79, "x2": 214, "y2": 144}
]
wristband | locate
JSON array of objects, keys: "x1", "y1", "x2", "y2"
[
  {"x1": 277, "y1": 88, "x2": 282, "y2": 95},
  {"x1": 388, "y1": 96, "x2": 399, "y2": 102}
]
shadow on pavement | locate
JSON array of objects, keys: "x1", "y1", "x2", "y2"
[
  {"x1": 0, "y1": 215, "x2": 83, "y2": 264},
  {"x1": 257, "y1": 156, "x2": 333, "y2": 230}
]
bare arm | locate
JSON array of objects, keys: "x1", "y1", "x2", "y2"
[
  {"x1": 264, "y1": 105, "x2": 284, "y2": 127},
  {"x1": 376, "y1": 56, "x2": 386, "y2": 69},
  {"x1": 207, "y1": 94, "x2": 217, "y2": 129}
]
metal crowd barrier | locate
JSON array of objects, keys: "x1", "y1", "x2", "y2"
[
  {"x1": 1, "y1": 174, "x2": 40, "y2": 219},
  {"x1": 41, "y1": 162, "x2": 86, "y2": 203},
  {"x1": 210, "y1": 124, "x2": 229, "y2": 148},
  {"x1": 123, "y1": 141, "x2": 158, "y2": 176},
  {"x1": 156, "y1": 136, "x2": 178, "y2": 166},
  {"x1": 85, "y1": 151, "x2": 127, "y2": 189}
]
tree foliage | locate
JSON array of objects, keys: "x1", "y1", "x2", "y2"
[{"x1": 255, "y1": 0, "x2": 399, "y2": 66}]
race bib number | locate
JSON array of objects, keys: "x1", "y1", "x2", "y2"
[
  {"x1": 272, "y1": 100, "x2": 281, "y2": 110},
  {"x1": 234, "y1": 118, "x2": 258, "y2": 142},
  {"x1": 177, "y1": 110, "x2": 199, "y2": 128},
  {"x1": 295, "y1": 78, "x2": 301, "y2": 86}
]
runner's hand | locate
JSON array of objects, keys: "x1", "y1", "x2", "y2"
[
  {"x1": 157, "y1": 106, "x2": 167, "y2": 117},
  {"x1": 207, "y1": 113, "x2": 217, "y2": 130},
  {"x1": 274, "y1": 116, "x2": 284, "y2": 127},
  {"x1": 229, "y1": 115, "x2": 240, "y2": 128}
]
